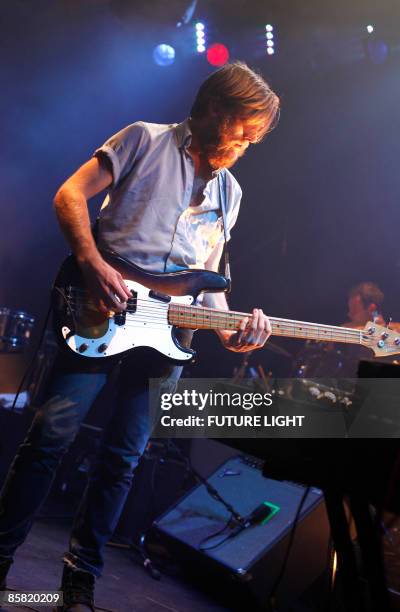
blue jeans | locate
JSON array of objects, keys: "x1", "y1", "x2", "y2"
[{"x1": 0, "y1": 338, "x2": 189, "y2": 577}]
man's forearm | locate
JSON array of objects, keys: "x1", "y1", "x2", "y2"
[
  {"x1": 53, "y1": 185, "x2": 100, "y2": 265},
  {"x1": 202, "y1": 290, "x2": 235, "y2": 344}
]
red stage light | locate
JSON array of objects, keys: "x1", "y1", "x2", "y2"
[{"x1": 206, "y1": 43, "x2": 229, "y2": 66}]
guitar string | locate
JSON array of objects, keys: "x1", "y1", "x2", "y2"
[
  {"x1": 65, "y1": 293, "x2": 382, "y2": 333},
  {"x1": 65, "y1": 297, "x2": 367, "y2": 331},
  {"x1": 62, "y1": 318, "x2": 374, "y2": 346},
  {"x1": 65, "y1": 290, "x2": 390, "y2": 335},
  {"x1": 122, "y1": 320, "x2": 368, "y2": 343},
  {"x1": 65, "y1": 304, "x2": 365, "y2": 335},
  {"x1": 66, "y1": 293, "x2": 376, "y2": 327},
  {"x1": 62, "y1": 299, "x2": 383, "y2": 345},
  {"x1": 64, "y1": 300, "x2": 365, "y2": 331},
  {"x1": 66, "y1": 291, "x2": 367, "y2": 325},
  {"x1": 67, "y1": 317, "x2": 369, "y2": 343},
  {"x1": 63, "y1": 304, "x2": 370, "y2": 341}
]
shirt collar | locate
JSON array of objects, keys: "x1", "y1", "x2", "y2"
[
  {"x1": 174, "y1": 118, "x2": 192, "y2": 150},
  {"x1": 174, "y1": 118, "x2": 223, "y2": 178}
]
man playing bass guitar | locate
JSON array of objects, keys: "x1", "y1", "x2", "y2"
[{"x1": 0, "y1": 62, "x2": 280, "y2": 611}]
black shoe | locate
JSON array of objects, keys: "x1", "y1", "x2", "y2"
[
  {"x1": 0, "y1": 559, "x2": 12, "y2": 591},
  {"x1": 57, "y1": 565, "x2": 95, "y2": 612}
]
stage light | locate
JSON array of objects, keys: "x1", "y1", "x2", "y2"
[
  {"x1": 366, "y1": 25, "x2": 374, "y2": 34},
  {"x1": 265, "y1": 24, "x2": 276, "y2": 55},
  {"x1": 195, "y1": 22, "x2": 207, "y2": 53},
  {"x1": 207, "y1": 43, "x2": 229, "y2": 66},
  {"x1": 153, "y1": 44, "x2": 175, "y2": 66},
  {"x1": 176, "y1": 0, "x2": 198, "y2": 28}
]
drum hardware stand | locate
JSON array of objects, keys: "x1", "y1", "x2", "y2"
[
  {"x1": 232, "y1": 350, "x2": 254, "y2": 383},
  {"x1": 323, "y1": 487, "x2": 390, "y2": 612},
  {"x1": 9, "y1": 304, "x2": 53, "y2": 413}
]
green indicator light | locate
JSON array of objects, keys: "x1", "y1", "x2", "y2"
[{"x1": 261, "y1": 501, "x2": 280, "y2": 525}]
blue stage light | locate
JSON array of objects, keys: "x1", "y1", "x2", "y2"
[{"x1": 153, "y1": 44, "x2": 175, "y2": 66}]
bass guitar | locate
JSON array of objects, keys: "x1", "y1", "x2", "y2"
[{"x1": 52, "y1": 250, "x2": 400, "y2": 362}]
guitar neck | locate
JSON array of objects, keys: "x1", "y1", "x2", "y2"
[{"x1": 168, "y1": 304, "x2": 363, "y2": 346}]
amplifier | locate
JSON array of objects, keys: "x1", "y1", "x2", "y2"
[{"x1": 151, "y1": 455, "x2": 330, "y2": 611}]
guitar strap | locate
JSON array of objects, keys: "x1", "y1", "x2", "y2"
[{"x1": 217, "y1": 169, "x2": 231, "y2": 290}]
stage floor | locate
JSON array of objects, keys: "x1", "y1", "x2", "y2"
[{"x1": 1, "y1": 518, "x2": 231, "y2": 612}]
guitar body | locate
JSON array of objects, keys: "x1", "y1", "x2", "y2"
[{"x1": 52, "y1": 250, "x2": 229, "y2": 362}]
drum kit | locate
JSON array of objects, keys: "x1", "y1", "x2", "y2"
[
  {"x1": 0, "y1": 307, "x2": 60, "y2": 409},
  {"x1": 0, "y1": 308, "x2": 35, "y2": 354},
  {"x1": 0, "y1": 308, "x2": 35, "y2": 408},
  {"x1": 233, "y1": 338, "x2": 359, "y2": 408}
]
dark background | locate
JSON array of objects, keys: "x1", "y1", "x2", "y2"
[{"x1": 1, "y1": 0, "x2": 400, "y2": 382}]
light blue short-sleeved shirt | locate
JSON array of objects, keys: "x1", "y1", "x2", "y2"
[{"x1": 94, "y1": 119, "x2": 242, "y2": 273}]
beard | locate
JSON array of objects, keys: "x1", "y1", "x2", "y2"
[
  {"x1": 195, "y1": 117, "x2": 246, "y2": 170},
  {"x1": 206, "y1": 145, "x2": 244, "y2": 170}
]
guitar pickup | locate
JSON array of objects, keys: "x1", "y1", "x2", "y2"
[
  {"x1": 149, "y1": 290, "x2": 171, "y2": 303},
  {"x1": 127, "y1": 290, "x2": 137, "y2": 313}
]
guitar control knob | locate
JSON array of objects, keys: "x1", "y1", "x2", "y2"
[
  {"x1": 395, "y1": 338, "x2": 400, "y2": 346},
  {"x1": 368, "y1": 326, "x2": 375, "y2": 335},
  {"x1": 78, "y1": 343, "x2": 89, "y2": 353},
  {"x1": 377, "y1": 340, "x2": 385, "y2": 348},
  {"x1": 381, "y1": 332, "x2": 389, "y2": 340},
  {"x1": 98, "y1": 343, "x2": 108, "y2": 353}
]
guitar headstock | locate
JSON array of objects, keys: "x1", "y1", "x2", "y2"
[{"x1": 361, "y1": 321, "x2": 400, "y2": 358}]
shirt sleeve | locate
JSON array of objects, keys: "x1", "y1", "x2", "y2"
[{"x1": 93, "y1": 121, "x2": 150, "y2": 188}]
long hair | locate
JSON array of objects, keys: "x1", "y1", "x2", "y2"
[{"x1": 190, "y1": 61, "x2": 280, "y2": 140}]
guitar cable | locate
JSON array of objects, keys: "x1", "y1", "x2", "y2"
[
  {"x1": 167, "y1": 440, "x2": 246, "y2": 526},
  {"x1": 166, "y1": 440, "x2": 269, "y2": 554}
]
